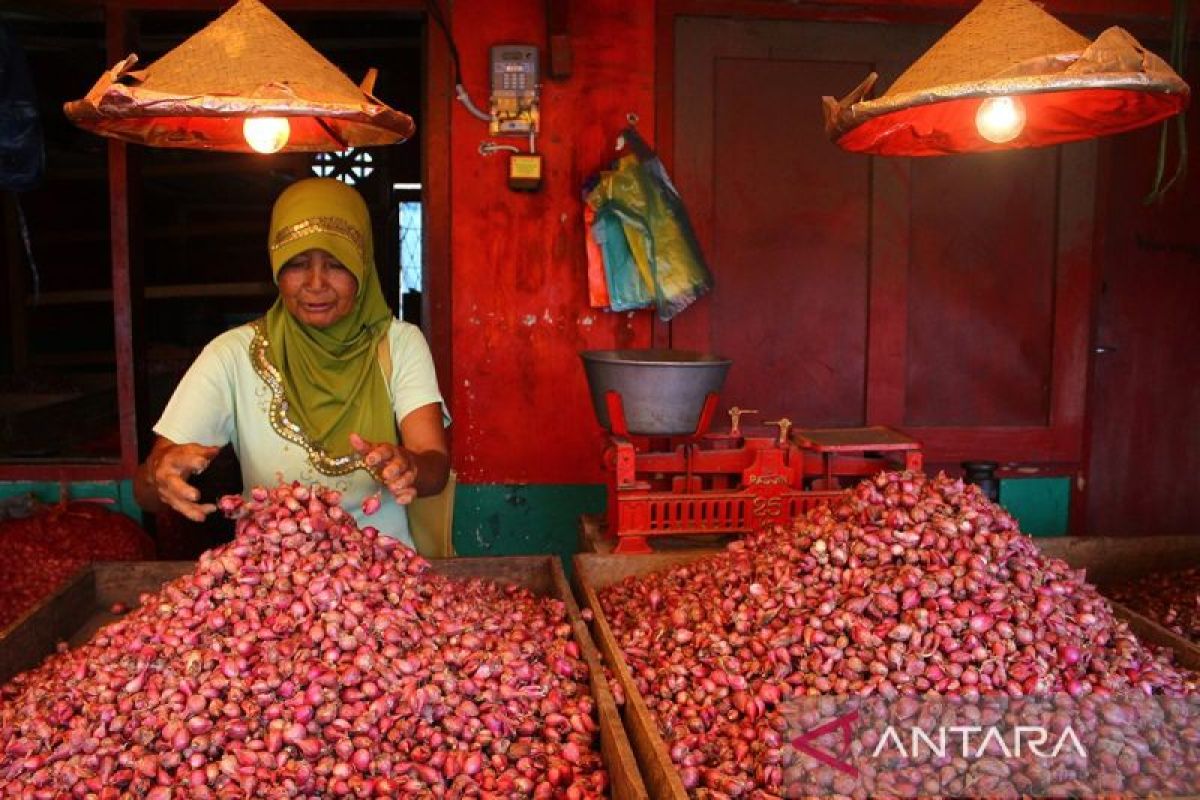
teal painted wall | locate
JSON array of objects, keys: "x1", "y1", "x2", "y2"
[
  {"x1": 0, "y1": 480, "x2": 142, "y2": 522},
  {"x1": 999, "y1": 477, "x2": 1070, "y2": 537},
  {"x1": 452, "y1": 484, "x2": 605, "y2": 569}
]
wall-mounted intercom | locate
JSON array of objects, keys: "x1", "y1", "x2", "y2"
[{"x1": 489, "y1": 44, "x2": 540, "y2": 137}]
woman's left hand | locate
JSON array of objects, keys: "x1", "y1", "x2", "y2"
[{"x1": 350, "y1": 432, "x2": 418, "y2": 504}]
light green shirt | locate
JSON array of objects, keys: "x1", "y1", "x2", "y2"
[{"x1": 154, "y1": 320, "x2": 449, "y2": 546}]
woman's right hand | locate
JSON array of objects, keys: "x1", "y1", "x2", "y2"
[{"x1": 139, "y1": 439, "x2": 220, "y2": 522}]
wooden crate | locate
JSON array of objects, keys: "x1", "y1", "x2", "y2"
[
  {"x1": 575, "y1": 545, "x2": 1200, "y2": 798},
  {"x1": 0, "y1": 556, "x2": 648, "y2": 800},
  {"x1": 574, "y1": 553, "x2": 713, "y2": 800},
  {"x1": 0, "y1": 560, "x2": 195, "y2": 681},
  {"x1": 1039, "y1": 535, "x2": 1200, "y2": 669},
  {"x1": 1038, "y1": 535, "x2": 1200, "y2": 587}
]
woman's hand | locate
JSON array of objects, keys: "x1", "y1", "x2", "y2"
[
  {"x1": 136, "y1": 438, "x2": 220, "y2": 522},
  {"x1": 350, "y1": 432, "x2": 419, "y2": 505},
  {"x1": 349, "y1": 404, "x2": 449, "y2": 506}
]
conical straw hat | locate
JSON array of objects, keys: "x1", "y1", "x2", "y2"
[
  {"x1": 887, "y1": 0, "x2": 1089, "y2": 97},
  {"x1": 822, "y1": 0, "x2": 1189, "y2": 156},
  {"x1": 65, "y1": 0, "x2": 414, "y2": 152}
]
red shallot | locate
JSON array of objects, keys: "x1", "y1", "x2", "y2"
[
  {"x1": 599, "y1": 471, "x2": 1199, "y2": 796},
  {"x1": 0, "y1": 482, "x2": 607, "y2": 797}
]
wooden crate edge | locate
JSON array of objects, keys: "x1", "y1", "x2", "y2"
[
  {"x1": 573, "y1": 555, "x2": 690, "y2": 800},
  {"x1": 1109, "y1": 600, "x2": 1200, "y2": 674},
  {"x1": 1038, "y1": 535, "x2": 1200, "y2": 587},
  {"x1": 0, "y1": 563, "x2": 96, "y2": 685},
  {"x1": 547, "y1": 559, "x2": 649, "y2": 800}
]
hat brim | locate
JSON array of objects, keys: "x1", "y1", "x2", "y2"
[
  {"x1": 65, "y1": 87, "x2": 413, "y2": 152},
  {"x1": 834, "y1": 82, "x2": 1188, "y2": 156}
]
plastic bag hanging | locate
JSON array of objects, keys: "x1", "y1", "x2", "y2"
[
  {"x1": 582, "y1": 205, "x2": 611, "y2": 309},
  {"x1": 613, "y1": 129, "x2": 713, "y2": 320},
  {"x1": 583, "y1": 127, "x2": 713, "y2": 320},
  {"x1": 583, "y1": 166, "x2": 653, "y2": 312},
  {"x1": 589, "y1": 195, "x2": 654, "y2": 312}
]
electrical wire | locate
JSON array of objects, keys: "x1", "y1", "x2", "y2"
[
  {"x1": 478, "y1": 142, "x2": 520, "y2": 156},
  {"x1": 455, "y1": 85, "x2": 493, "y2": 123},
  {"x1": 426, "y1": 0, "x2": 492, "y2": 123},
  {"x1": 14, "y1": 195, "x2": 39, "y2": 304},
  {"x1": 1145, "y1": 0, "x2": 1190, "y2": 204}
]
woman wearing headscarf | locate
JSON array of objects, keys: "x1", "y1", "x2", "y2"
[{"x1": 134, "y1": 178, "x2": 449, "y2": 547}]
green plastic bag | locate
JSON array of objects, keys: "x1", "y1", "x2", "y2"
[{"x1": 590, "y1": 202, "x2": 653, "y2": 312}]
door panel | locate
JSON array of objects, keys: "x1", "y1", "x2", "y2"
[
  {"x1": 1085, "y1": 105, "x2": 1200, "y2": 534},
  {"x1": 710, "y1": 58, "x2": 870, "y2": 425},
  {"x1": 672, "y1": 15, "x2": 1095, "y2": 465},
  {"x1": 671, "y1": 17, "x2": 937, "y2": 426},
  {"x1": 906, "y1": 151, "x2": 1057, "y2": 427}
]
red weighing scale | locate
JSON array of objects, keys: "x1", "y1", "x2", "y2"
[{"x1": 601, "y1": 389, "x2": 922, "y2": 554}]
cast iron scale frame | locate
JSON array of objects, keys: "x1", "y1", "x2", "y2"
[{"x1": 602, "y1": 390, "x2": 922, "y2": 553}]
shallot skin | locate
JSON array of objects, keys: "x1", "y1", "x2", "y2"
[
  {"x1": 0, "y1": 482, "x2": 609, "y2": 798},
  {"x1": 600, "y1": 470, "x2": 1200, "y2": 797}
]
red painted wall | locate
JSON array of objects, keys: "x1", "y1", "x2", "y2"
[
  {"x1": 444, "y1": 0, "x2": 1188, "y2": 488},
  {"x1": 447, "y1": 0, "x2": 654, "y2": 483}
]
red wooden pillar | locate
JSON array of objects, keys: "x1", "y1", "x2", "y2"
[
  {"x1": 106, "y1": 4, "x2": 144, "y2": 476},
  {"x1": 422, "y1": 5, "x2": 454, "y2": 420}
]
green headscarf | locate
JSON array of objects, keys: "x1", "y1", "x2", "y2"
[{"x1": 264, "y1": 178, "x2": 396, "y2": 463}]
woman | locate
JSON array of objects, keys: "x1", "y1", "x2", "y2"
[{"x1": 135, "y1": 178, "x2": 449, "y2": 547}]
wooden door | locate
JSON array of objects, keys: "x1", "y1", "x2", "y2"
[
  {"x1": 669, "y1": 16, "x2": 1096, "y2": 465},
  {"x1": 1084, "y1": 117, "x2": 1200, "y2": 535},
  {"x1": 671, "y1": 17, "x2": 915, "y2": 426}
]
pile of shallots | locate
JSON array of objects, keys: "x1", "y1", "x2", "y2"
[
  {"x1": 0, "y1": 548, "x2": 87, "y2": 632},
  {"x1": 0, "y1": 483, "x2": 606, "y2": 798},
  {"x1": 1110, "y1": 566, "x2": 1200, "y2": 644},
  {"x1": 600, "y1": 471, "x2": 1200, "y2": 796},
  {"x1": 0, "y1": 500, "x2": 155, "y2": 629}
]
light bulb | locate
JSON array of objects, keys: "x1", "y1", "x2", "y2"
[
  {"x1": 242, "y1": 117, "x2": 290, "y2": 153},
  {"x1": 975, "y1": 96, "x2": 1027, "y2": 144}
]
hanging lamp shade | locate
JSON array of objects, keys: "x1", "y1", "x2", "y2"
[
  {"x1": 64, "y1": 0, "x2": 413, "y2": 152},
  {"x1": 822, "y1": 0, "x2": 1189, "y2": 156}
]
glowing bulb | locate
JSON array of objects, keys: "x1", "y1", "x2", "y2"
[
  {"x1": 242, "y1": 117, "x2": 290, "y2": 153},
  {"x1": 975, "y1": 96, "x2": 1027, "y2": 144}
]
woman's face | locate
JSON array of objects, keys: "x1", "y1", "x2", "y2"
[{"x1": 277, "y1": 248, "x2": 359, "y2": 328}]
